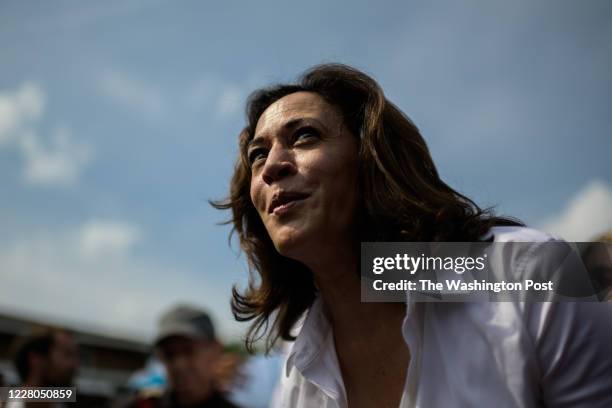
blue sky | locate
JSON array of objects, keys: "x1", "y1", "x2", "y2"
[{"x1": 1, "y1": 0, "x2": 611, "y2": 342}]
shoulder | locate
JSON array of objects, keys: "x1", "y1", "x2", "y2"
[
  {"x1": 486, "y1": 232, "x2": 612, "y2": 405},
  {"x1": 484, "y1": 226, "x2": 564, "y2": 284},
  {"x1": 486, "y1": 225, "x2": 559, "y2": 243}
]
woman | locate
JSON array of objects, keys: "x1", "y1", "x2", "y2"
[{"x1": 214, "y1": 64, "x2": 612, "y2": 407}]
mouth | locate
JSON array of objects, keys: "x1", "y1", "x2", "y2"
[{"x1": 268, "y1": 191, "x2": 309, "y2": 215}]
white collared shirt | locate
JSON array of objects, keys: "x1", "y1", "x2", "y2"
[{"x1": 273, "y1": 227, "x2": 612, "y2": 407}]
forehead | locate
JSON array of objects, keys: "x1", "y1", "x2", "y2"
[
  {"x1": 254, "y1": 91, "x2": 341, "y2": 138},
  {"x1": 51, "y1": 332, "x2": 77, "y2": 352},
  {"x1": 54, "y1": 331, "x2": 74, "y2": 345}
]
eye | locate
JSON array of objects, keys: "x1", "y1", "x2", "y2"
[
  {"x1": 293, "y1": 126, "x2": 320, "y2": 144},
  {"x1": 248, "y1": 148, "x2": 268, "y2": 167}
]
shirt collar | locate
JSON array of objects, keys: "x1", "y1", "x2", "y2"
[
  {"x1": 285, "y1": 296, "x2": 328, "y2": 376},
  {"x1": 285, "y1": 296, "x2": 347, "y2": 403}
]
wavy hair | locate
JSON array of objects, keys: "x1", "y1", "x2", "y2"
[{"x1": 212, "y1": 63, "x2": 522, "y2": 352}]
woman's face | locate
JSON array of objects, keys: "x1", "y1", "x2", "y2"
[{"x1": 248, "y1": 91, "x2": 359, "y2": 264}]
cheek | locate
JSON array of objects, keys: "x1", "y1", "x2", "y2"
[
  {"x1": 249, "y1": 178, "x2": 264, "y2": 214},
  {"x1": 317, "y1": 151, "x2": 358, "y2": 198},
  {"x1": 319, "y1": 155, "x2": 359, "y2": 223},
  {"x1": 329, "y1": 172, "x2": 358, "y2": 216},
  {"x1": 196, "y1": 352, "x2": 217, "y2": 378}
]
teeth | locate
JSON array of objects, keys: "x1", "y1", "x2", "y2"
[
  {"x1": 276, "y1": 198, "x2": 293, "y2": 209},
  {"x1": 280, "y1": 197, "x2": 294, "y2": 205},
  {"x1": 270, "y1": 193, "x2": 306, "y2": 213}
]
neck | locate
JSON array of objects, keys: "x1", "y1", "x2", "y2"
[
  {"x1": 307, "y1": 241, "x2": 401, "y2": 337},
  {"x1": 311, "y1": 247, "x2": 361, "y2": 327}
]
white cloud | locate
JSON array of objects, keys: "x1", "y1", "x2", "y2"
[
  {"x1": 0, "y1": 82, "x2": 92, "y2": 186},
  {"x1": 539, "y1": 180, "x2": 612, "y2": 241},
  {"x1": 217, "y1": 86, "x2": 243, "y2": 118},
  {"x1": 188, "y1": 74, "x2": 246, "y2": 119},
  {"x1": 78, "y1": 219, "x2": 141, "y2": 259},
  {"x1": 0, "y1": 82, "x2": 45, "y2": 145},
  {"x1": 96, "y1": 70, "x2": 251, "y2": 122},
  {"x1": 0, "y1": 220, "x2": 241, "y2": 342},
  {"x1": 19, "y1": 127, "x2": 92, "y2": 186},
  {"x1": 97, "y1": 71, "x2": 165, "y2": 118}
]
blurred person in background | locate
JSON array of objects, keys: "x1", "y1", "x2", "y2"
[
  {"x1": 120, "y1": 311, "x2": 284, "y2": 408},
  {"x1": 117, "y1": 305, "x2": 239, "y2": 408},
  {"x1": 8, "y1": 327, "x2": 79, "y2": 407},
  {"x1": 12, "y1": 327, "x2": 78, "y2": 388}
]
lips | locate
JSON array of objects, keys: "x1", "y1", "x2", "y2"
[{"x1": 268, "y1": 191, "x2": 309, "y2": 214}]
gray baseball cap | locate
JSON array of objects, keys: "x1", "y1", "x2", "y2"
[{"x1": 154, "y1": 304, "x2": 216, "y2": 346}]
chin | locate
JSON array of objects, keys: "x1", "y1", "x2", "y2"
[{"x1": 272, "y1": 225, "x2": 310, "y2": 259}]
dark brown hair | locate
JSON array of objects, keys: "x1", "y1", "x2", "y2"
[{"x1": 212, "y1": 63, "x2": 521, "y2": 352}]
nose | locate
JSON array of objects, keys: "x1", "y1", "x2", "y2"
[{"x1": 261, "y1": 143, "x2": 297, "y2": 185}]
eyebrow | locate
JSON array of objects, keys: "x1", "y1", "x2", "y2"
[{"x1": 247, "y1": 117, "x2": 325, "y2": 151}]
